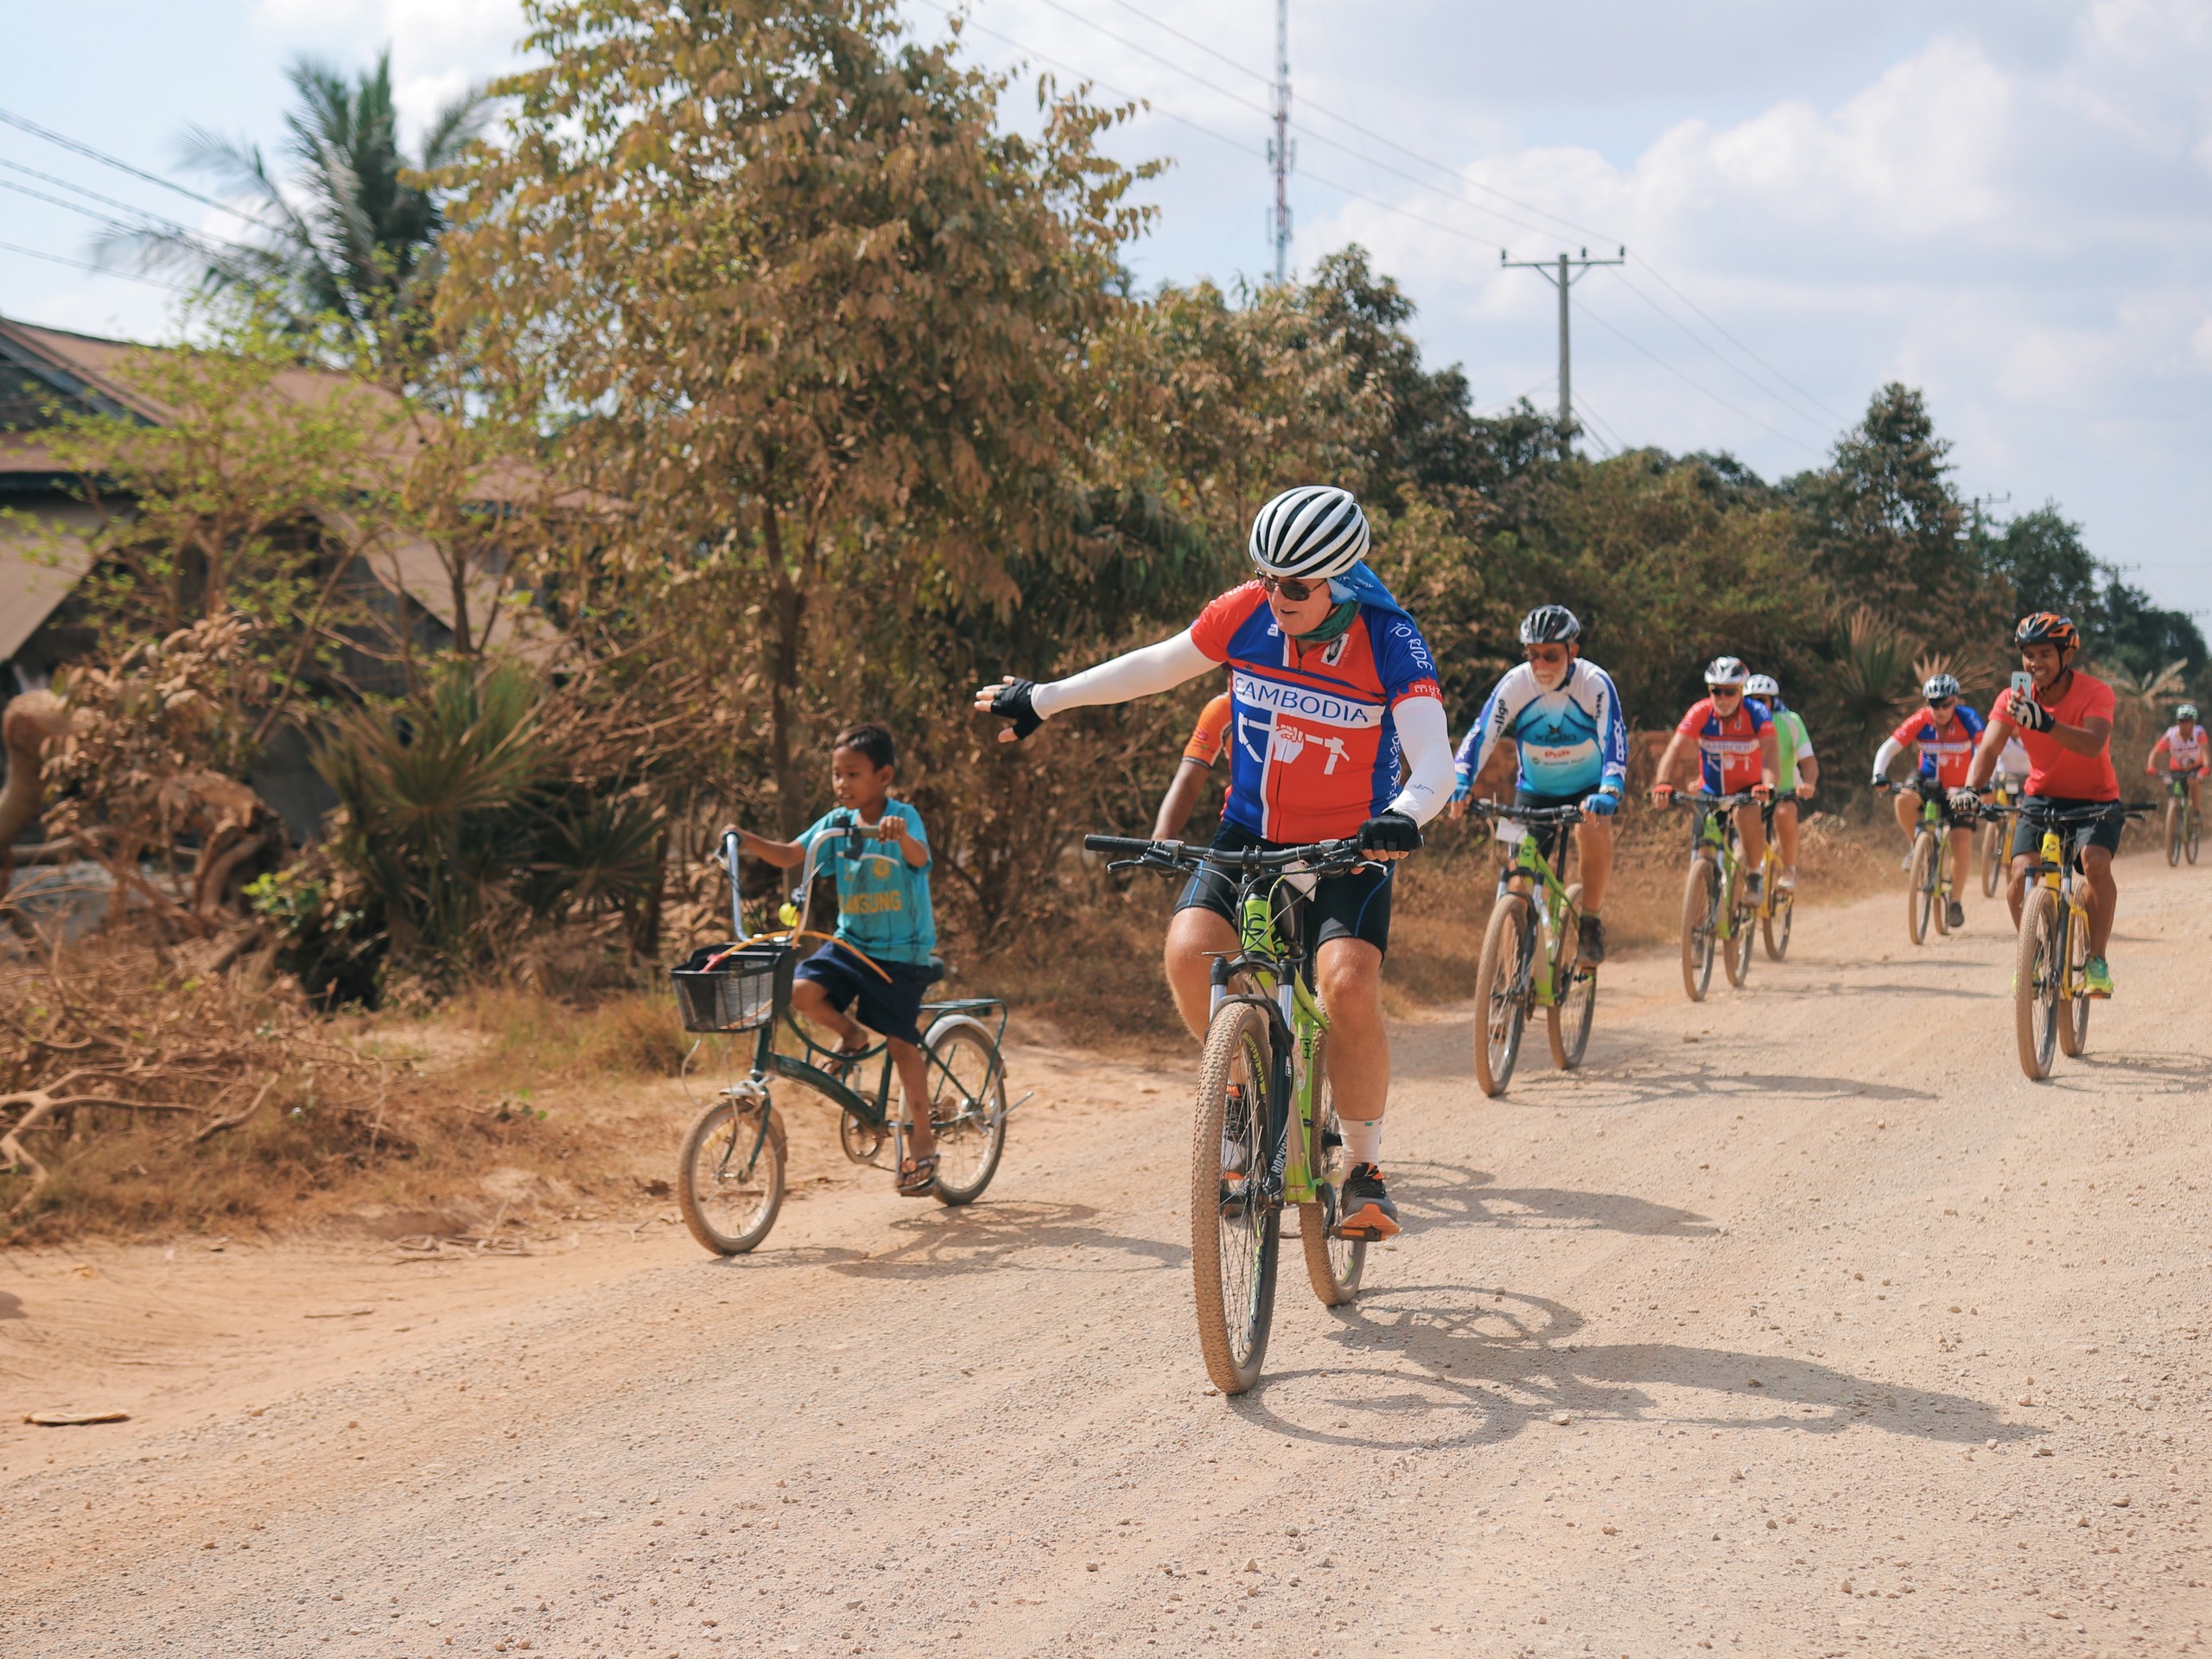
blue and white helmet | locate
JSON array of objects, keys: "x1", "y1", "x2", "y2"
[
  {"x1": 1923, "y1": 673, "x2": 1961, "y2": 702},
  {"x1": 1745, "y1": 673, "x2": 1779, "y2": 699},
  {"x1": 1248, "y1": 486, "x2": 1370, "y2": 582}
]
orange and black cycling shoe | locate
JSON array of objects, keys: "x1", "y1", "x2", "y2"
[{"x1": 1332, "y1": 1163, "x2": 1401, "y2": 1241}]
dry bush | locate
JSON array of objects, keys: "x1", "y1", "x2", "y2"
[{"x1": 444, "y1": 985, "x2": 688, "y2": 1081}]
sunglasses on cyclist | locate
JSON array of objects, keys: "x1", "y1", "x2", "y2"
[
  {"x1": 1929, "y1": 697, "x2": 1957, "y2": 711},
  {"x1": 1525, "y1": 645, "x2": 1572, "y2": 667},
  {"x1": 1258, "y1": 574, "x2": 1325, "y2": 602},
  {"x1": 1707, "y1": 684, "x2": 1744, "y2": 698}
]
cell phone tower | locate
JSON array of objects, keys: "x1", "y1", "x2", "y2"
[{"x1": 1268, "y1": 0, "x2": 1294, "y2": 283}]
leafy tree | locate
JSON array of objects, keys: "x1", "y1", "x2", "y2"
[
  {"x1": 445, "y1": 0, "x2": 1152, "y2": 831},
  {"x1": 105, "y1": 51, "x2": 491, "y2": 369},
  {"x1": 1984, "y1": 503, "x2": 2103, "y2": 626},
  {"x1": 1789, "y1": 383, "x2": 1973, "y2": 620}
]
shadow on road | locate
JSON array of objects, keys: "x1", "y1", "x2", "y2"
[
  {"x1": 1545, "y1": 1065, "x2": 1936, "y2": 1106},
  {"x1": 2045, "y1": 1049, "x2": 2212, "y2": 1096},
  {"x1": 818, "y1": 1200, "x2": 1189, "y2": 1280},
  {"x1": 1235, "y1": 1283, "x2": 2028, "y2": 1454},
  {"x1": 1389, "y1": 1160, "x2": 1716, "y2": 1238}
]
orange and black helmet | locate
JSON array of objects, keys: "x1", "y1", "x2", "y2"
[{"x1": 2014, "y1": 612, "x2": 2080, "y2": 652}]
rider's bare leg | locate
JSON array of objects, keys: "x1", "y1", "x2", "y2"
[
  {"x1": 791, "y1": 977, "x2": 868, "y2": 1050},
  {"x1": 1892, "y1": 789, "x2": 1919, "y2": 840},
  {"x1": 1735, "y1": 802, "x2": 1768, "y2": 881},
  {"x1": 1948, "y1": 824, "x2": 1974, "y2": 898},
  {"x1": 2081, "y1": 845, "x2": 2117, "y2": 955},
  {"x1": 1314, "y1": 937, "x2": 1389, "y2": 1128},
  {"x1": 1164, "y1": 904, "x2": 1237, "y2": 1043},
  {"x1": 1573, "y1": 817, "x2": 1614, "y2": 912},
  {"x1": 2005, "y1": 852, "x2": 2032, "y2": 928},
  {"x1": 1773, "y1": 798, "x2": 1802, "y2": 871}
]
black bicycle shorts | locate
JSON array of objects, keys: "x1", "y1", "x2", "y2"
[
  {"x1": 2009, "y1": 796, "x2": 2126, "y2": 863},
  {"x1": 1513, "y1": 787, "x2": 1588, "y2": 862},
  {"x1": 1174, "y1": 821, "x2": 1395, "y2": 957}
]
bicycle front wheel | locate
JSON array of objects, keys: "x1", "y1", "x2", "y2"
[
  {"x1": 1723, "y1": 885, "x2": 1754, "y2": 988},
  {"x1": 1981, "y1": 819, "x2": 2005, "y2": 898},
  {"x1": 2057, "y1": 904, "x2": 2091, "y2": 1058},
  {"x1": 924, "y1": 1015, "x2": 1007, "y2": 1206},
  {"x1": 2014, "y1": 887, "x2": 2061, "y2": 1081},
  {"x1": 676, "y1": 1090, "x2": 787, "y2": 1255},
  {"x1": 1907, "y1": 834, "x2": 1936, "y2": 945},
  {"x1": 2168, "y1": 800, "x2": 2183, "y2": 867},
  {"x1": 2189, "y1": 803, "x2": 2202, "y2": 864},
  {"x1": 1298, "y1": 1035, "x2": 1364, "y2": 1306},
  {"x1": 1473, "y1": 892, "x2": 1534, "y2": 1096},
  {"x1": 1681, "y1": 858, "x2": 1719, "y2": 1002},
  {"x1": 1190, "y1": 1000, "x2": 1281, "y2": 1395}
]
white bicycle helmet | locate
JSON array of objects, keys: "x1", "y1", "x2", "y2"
[
  {"x1": 2179, "y1": 702, "x2": 2199, "y2": 721},
  {"x1": 1923, "y1": 672, "x2": 1961, "y2": 702},
  {"x1": 1248, "y1": 485, "x2": 1370, "y2": 581},
  {"x1": 1519, "y1": 604, "x2": 1581, "y2": 645},
  {"x1": 1704, "y1": 656, "x2": 1750, "y2": 688},
  {"x1": 1745, "y1": 673, "x2": 1779, "y2": 698}
]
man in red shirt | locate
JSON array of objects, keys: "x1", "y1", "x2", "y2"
[
  {"x1": 1649, "y1": 657, "x2": 1780, "y2": 900},
  {"x1": 1961, "y1": 613, "x2": 2122, "y2": 996}
]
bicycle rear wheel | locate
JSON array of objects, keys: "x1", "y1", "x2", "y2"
[
  {"x1": 2057, "y1": 904, "x2": 2091, "y2": 1058},
  {"x1": 1762, "y1": 887, "x2": 1794, "y2": 960},
  {"x1": 923, "y1": 1015, "x2": 1007, "y2": 1206},
  {"x1": 1299, "y1": 1035, "x2": 1364, "y2": 1306},
  {"x1": 2168, "y1": 800, "x2": 2183, "y2": 868},
  {"x1": 1722, "y1": 887, "x2": 1754, "y2": 987},
  {"x1": 1473, "y1": 892, "x2": 1534, "y2": 1096},
  {"x1": 1680, "y1": 858, "x2": 1719, "y2": 1002},
  {"x1": 1190, "y1": 1000, "x2": 1281, "y2": 1395},
  {"x1": 2013, "y1": 888, "x2": 2061, "y2": 1081},
  {"x1": 1907, "y1": 834, "x2": 1936, "y2": 945},
  {"x1": 1981, "y1": 819, "x2": 2005, "y2": 898},
  {"x1": 676, "y1": 1085, "x2": 787, "y2": 1255}
]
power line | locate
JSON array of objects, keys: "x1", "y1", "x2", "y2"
[
  {"x1": 1573, "y1": 294, "x2": 1821, "y2": 456},
  {"x1": 1633, "y1": 261, "x2": 1847, "y2": 425},
  {"x1": 0, "y1": 236, "x2": 194, "y2": 291},
  {"x1": 0, "y1": 157, "x2": 201, "y2": 237},
  {"x1": 1609, "y1": 267, "x2": 1834, "y2": 439},
  {"x1": 0, "y1": 104, "x2": 286, "y2": 234}
]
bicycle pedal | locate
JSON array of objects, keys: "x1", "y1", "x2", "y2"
[{"x1": 1321, "y1": 1129, "x2": 1344, "y2": 1150}]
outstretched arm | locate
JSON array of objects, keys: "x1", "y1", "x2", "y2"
[{"x1": 975, "y1": 631, "x2": 1214, "y2": 742}]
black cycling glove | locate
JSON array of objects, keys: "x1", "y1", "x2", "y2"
[
  {"x1": 2009, "y1": 690, "x2": 2054, "y2": 734},
  {"x1": 1357, "y1": 810, "x2": 1422, "y2": 855},
  {"x1": 988, "y1": 679, "x2": 1045, "y2": 741}
]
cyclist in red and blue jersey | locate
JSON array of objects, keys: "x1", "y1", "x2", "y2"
[
  {"x1": 976, "y1": 486, "x2": 1454, "y2": 1240},
  {"x1": 1649, "y1": 657, "x2": 1780, "y2": 900},
  {"x1": 1872, "y1": 673, "x2": 1985, "y2": 929}
]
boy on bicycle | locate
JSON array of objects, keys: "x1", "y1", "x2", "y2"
[
  {"x1": 1872, "y1": 674, "x2": 1984, "y2": 930},
  {"x1": 724, "y1": 724, "x2": 944, "y2": 1196},
  {"x1": 976, "y1": 485, "x2": 1454, "y2": 1240},
  {"x1": 1447, "y1": 604, "x2": 1627, "y2": 966}
]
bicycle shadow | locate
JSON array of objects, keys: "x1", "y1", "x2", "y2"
[
  {"x1": 1233, "y1": 1283, "x2": 2030, "y2": 1454},
  {"x1": 823, "y1": 1200, "x2": 1189, "y2": 1281},
  {"x1": 1750, "y1": 979, "x2": 1999, "y2": 1001},
  {"x1": 2042, "y1": 1050, "x2": 2212, "y2": 1096},
  {"x1": 1385, "y1": 1160, "x2": 1716, "y2": 1238},
  {"x1": 1538, "y1": 1064, "x2": 1936, "y2": 1107}
]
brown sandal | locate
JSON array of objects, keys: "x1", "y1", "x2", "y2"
[{"x1": 895, "y1": 1154, "x2": 939, "y2": 1198}]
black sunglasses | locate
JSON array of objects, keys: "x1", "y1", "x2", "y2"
[{"x1": 1258, "y1": 574, "x2": 1324, "y2": 602}]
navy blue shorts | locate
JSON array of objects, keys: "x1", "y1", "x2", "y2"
[{"x1": 792, "y1": 942, "x2": 935, "y2": 1046}]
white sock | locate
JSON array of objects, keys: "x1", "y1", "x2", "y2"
[{"x1": 1341, "y1": 1116, "x2": 1383, "y2": 1166}]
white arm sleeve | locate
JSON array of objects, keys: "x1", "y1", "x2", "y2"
[
  {"x1": 1872, "y1": 736, "x2": 1903, "y2": 777},
  {"x1": 1030, "y1": 630, "x2": 1215, "y2": 721},
  {"x1": 1387, "y1": 696, "x2": 1454, "y2": 826}
]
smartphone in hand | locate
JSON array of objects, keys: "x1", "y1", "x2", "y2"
[{"x1": 2008, "y1": 671, "x2": 2034, "y2": 711}]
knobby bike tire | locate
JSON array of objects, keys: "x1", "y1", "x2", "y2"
[
  {"x1": 2169, "y1": 800, "x2": 2183, "y2": 868},
  {"x1": 2189, "y1": 804, "x2": 2202, "y2": 864},
  {"x1": 1681, "y1": 857, "x2": 1719, "y2": 1003},
  {"x1": 1723, "y1": 880, "x2": 1755, "y2": 988},
  {"x1": 1934, "y1": 857, "x2": 1954, "y2": 937},
  {"x1": 1190, "y1": 1000, "x2": 1281, "y2": 1395},
  {"x1": 1981, "y1": 820, "x2": 2005, "y2": 898},
  {"x1": 2057, "y1": 903, "x2": 2091, "y2": 1058},
  {"x1": 676, "y1": 1096, "x2": 787, "y2": 1255},
  {"x1": 1474, "y1": 892, "x2": 1535, "y2": 1096},
  {"x1": 1908, "y1": 833, "x2": 1937, "y2": 946},
  {"x1": 923, "y1": 1016, "x2": 1008, "y2": 1206},
  {"x1": 1299, "y1": 1033, "x2": 1364, "y2": 1307},
  {"x1": 2014, "y1": 887, "x2": 2061, "y2": 1081},
  {"x1": 1762, "y1": 885, "x2": 1795, "y2": 961},
  {"x1": 1547, "y1": 882, "x2": 1597, "y2": 1071}
]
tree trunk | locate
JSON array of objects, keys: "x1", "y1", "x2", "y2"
[{"x1": 761, "y1": 506, "x2": 810, "y2": 837}]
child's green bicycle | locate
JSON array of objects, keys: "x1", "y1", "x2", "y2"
[
  {"x1": 1463, "y1": 798, "x2": 1597, "y2": 1096},
  {"x1": 1084, "y1": 831, "x2": 1369, "y2": 1395},
  {"x1": 1669, "y1": 790, "x2": 1759, "y2": 1001},
  {"x1": 667, "y1": 834, "x2": 1016, "y2": 1255}
]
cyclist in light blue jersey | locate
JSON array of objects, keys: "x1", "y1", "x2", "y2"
[{"x1": 1449, "y1": 604, "x2": 1628, "y2": 964}]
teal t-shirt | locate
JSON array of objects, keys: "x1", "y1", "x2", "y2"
[{"x1": 798, "y1": 802, "x2": 937, "y2": 967}]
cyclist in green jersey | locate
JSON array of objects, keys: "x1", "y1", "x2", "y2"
[{"x1": 1748, "y1": 674, "x2": 1817, "y2": 892}]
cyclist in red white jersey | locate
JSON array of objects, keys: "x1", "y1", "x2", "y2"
[
  {"x1": 976, "y1": 486, "x2": 1454, "y2": 1239},
  {"x1": 2146, "y1": 702, "x2": 2208, "y2": 817},
  {"x1": 1872, "y1": 673, "x2": 1984, "y2": 929},
  {"x1": 1649, "y1": 657, "x2": 1781, "y2": 899}
]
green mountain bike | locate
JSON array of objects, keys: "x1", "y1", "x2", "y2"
[
  {"x1": 1878, "y1": 779, "x2": 1969, "y2": 945},
  {"x1": 2161, "y1": 772, "x2": 2202, "y2": 867},
  {"x1": 1464, "y1": 799, "x2": 1596, "y2": 1096},
  {"x1": 1085, "y1": 832, "x2": 1370, "y2": 1395},
  {"x1": 1669, "y1": 790, "x2": 1759, "y2": 1001}
]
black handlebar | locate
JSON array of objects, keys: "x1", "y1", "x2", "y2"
[
  {"x1": 1082, "y1": 833, "x2": 1368, "y2": 874},
  {"x1": 1465, "y1": 798, "x2": 1585, "y2": 825}
]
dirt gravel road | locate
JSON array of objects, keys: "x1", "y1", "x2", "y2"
[{"x1": 9, "y1": 851, "x2": 2211, "y2": 1658}]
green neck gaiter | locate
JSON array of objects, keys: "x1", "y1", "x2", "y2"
[{"x1": 1294, "y1": 598, "x2": 1361, "y2": 647}]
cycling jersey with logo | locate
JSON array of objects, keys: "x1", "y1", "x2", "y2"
[
  {"x1": 1455, "y1": 659, "x2": 1628, "y2": 798},
  {"x1": 2157, "y1": 722, "x2": 2209, "y2": 773},
  {"x1": 1890, "y1": 703, "x2": 1987, "y2": 788},
  {"x1": 797, "y1": 802, "x2": 936, "y2": 965},
  {"x1": 1181, "y1": 692, "x2": 1232, "y2": 767},
  {"x1": 1188, "y1": 582, "x2": 1443, "y2": 842},
  {"x1": 1675, "y1": 696, "x2": 1773, "y2": 792}
]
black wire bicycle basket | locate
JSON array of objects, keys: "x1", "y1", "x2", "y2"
[{"x1": 671, "y1": 941, "x2": 797, "y2": 1034}]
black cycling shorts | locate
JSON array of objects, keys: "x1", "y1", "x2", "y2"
[
  {"x1": 1174, "y1": 821, "x2": 1395, "y2": 957},
  {"x1": 1512, "y1": 787, "x2": 1590, "y2": 863},
  {"x1": 2010, "y1": 796, "x2": 2125, "y2": 863}
]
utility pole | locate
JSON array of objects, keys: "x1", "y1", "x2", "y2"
[
  {"x1": 1501, "y1": 245, "x2": 1624, "y2": 440},
  {"x1": 1268, "y1": 0, "x2": 1293, "y2": 283}
]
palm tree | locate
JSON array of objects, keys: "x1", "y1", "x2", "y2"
[{"x1": 101, "y1": 51, "x2": 490, "y2": 366}]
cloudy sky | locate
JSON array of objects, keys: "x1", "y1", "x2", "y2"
[{"x1": 6, "y1": 0, "x2": 2209, "y2": 621}]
